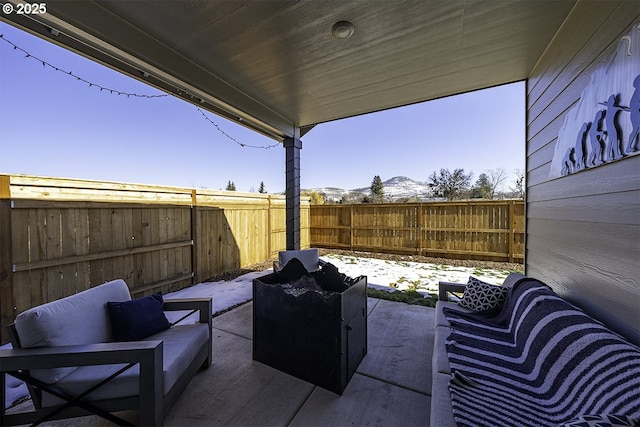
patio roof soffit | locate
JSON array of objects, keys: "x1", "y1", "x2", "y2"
[
  {"x1": 1, "y1": 2, "x2": 295, "y2": 141},
  {"x1": 0, "y1": 0, "x2": 577, "y2": 141}
]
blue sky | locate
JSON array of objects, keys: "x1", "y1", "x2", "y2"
[{"x1": 0, "y1": 21, "x2": 524, "y2": 194}]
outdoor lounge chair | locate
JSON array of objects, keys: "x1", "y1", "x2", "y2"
[{"x1": 0, "y1": 279, "x2": 212, "y2": 426}]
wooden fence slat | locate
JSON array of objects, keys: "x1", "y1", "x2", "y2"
[
  {"x1": 75, "y1": 207, "x2": 91, "y2": 293},
  {"x1": 60, "y1": 208, "x2": 77, "y2": 296},
  {"x1": 45, "y1": 207, "x2": 62, "y2": 302},
  {"x1": 110, "y1": 207, "x2": 125, "y2": 285},
  {"x1": 88, "y1": 208, "x2": 102, "y2": 286},
  {"x1": 101, "y1": 208, "x2": 114, "y2": 281}
]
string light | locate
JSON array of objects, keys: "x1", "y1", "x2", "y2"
[
  {"x1": 0, "y1": 33, "x2": 167, "y2": 98},
  {"x1": 196, "y1": 107, "x2": 280, "y2": 149},
  {"x1": 0, "y1": 33, "x2": 280, "y2": 149}
]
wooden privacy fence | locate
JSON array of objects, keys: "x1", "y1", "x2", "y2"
[
  {"x1": 0, "y1": 175, "x2": 310, "y2": 343},
  {"x1": 310, "y1": 201, "x2": 525, "y2": 263}
]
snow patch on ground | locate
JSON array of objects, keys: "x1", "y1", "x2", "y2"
[{"x1": 323, "y1": 254, "x2": 511, "y2": 293}]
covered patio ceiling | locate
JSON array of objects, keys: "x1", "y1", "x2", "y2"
[{"x1": 2, "y1": 0, "x2": 576, "y2": 140}]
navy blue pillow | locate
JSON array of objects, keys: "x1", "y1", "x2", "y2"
[{"x1": 107, "y1": 293, "x2": 170, "y2": 341}]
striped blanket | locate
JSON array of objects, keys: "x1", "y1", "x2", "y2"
[{"x1": 443, "y1": 278, "x2": 640, "y2": 427}]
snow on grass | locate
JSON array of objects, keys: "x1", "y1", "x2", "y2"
[{"x1": 323, "y1": 254, "x2": 511, "y2": 294}]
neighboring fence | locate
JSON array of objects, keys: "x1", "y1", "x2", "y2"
[
  {"x1": 310, "y1": 201, "x2": 525, "y2": 263},
  {"x1": 0, "y1": 174, "x2": 310, "y2": 343}
]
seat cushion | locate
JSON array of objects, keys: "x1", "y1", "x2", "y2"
[
  {"x1": 430, "y1": 372, "x2": 457, "y2": 427},
  {"x1": 14, "y1": 279, "x2": 132, "y2": 384},
  {"x1": 41, "y1": 323, "x2": 210, "y2": 406},
  {"x1": 433, "y1": 326, "x2": 453, "y2": 374}
]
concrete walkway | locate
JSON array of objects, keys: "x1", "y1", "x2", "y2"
[{"x1": 8, "y1": 296, "x2": 436, "y2": 426}]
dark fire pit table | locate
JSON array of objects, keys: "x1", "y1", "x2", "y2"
[{"x1": 252, "y1": 269, "x2": 367, "y2": 395}]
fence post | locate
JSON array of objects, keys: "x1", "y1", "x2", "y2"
[
  {"x1": 349, "y1": 204, "x2": 354, "y2": 251},
  {"x1": 0, "y1": 175, "x2": 14, "y2": 344},
  {"x1": 417, "y1": 203, "x2": 423, "y2": 256},
  {"x1": 191, "y1": 189, "x2": 198, "y2": 284},
  {"x1": 267, "y1": 195, "x2": 272, "y2": 258},
  {"x1": 507, "y1": 200, "x2": 515, "y2": 263}
]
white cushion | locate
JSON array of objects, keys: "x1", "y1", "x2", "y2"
[
  {"x1": 14, "y1": 279, "x2": 131, "y2": 384},
  {"x1": 41, "y1": 323, "x2": 209, "y2": 406}
]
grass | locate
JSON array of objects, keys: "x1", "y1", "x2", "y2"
[{"x1": 367, "y1": 287, "x2": 438, "y2": 307}]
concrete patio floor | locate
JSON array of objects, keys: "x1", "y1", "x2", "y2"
[{"x1": 9, "y1": 296, "x2": 436, "y2": 426}]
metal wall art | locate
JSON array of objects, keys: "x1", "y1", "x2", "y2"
[{"x1": 550, "y1": 23, "x2": 640, "y2": 177}]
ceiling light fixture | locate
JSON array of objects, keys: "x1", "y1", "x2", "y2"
[{"x1": 331, "y1": 21, "x2": 354, "y2": 39}]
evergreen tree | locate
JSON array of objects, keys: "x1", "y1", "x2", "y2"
[
  {"x1": 370, "y1": 175, "x2": 385, "y2": 203},
  {"x1": 472, "y1": 173, "x2": 492, "y2": 199},
  {"x1": 258, "y1": 181, "x2": 266, "y2": 194},
  {"x1": 225, "y1": 180, "x2": 236, "y2": 191}
]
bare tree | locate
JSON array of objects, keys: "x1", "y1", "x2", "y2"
[
  {"x1": 486, "y1": 168, "x2": 508, "y2": 199},
  {"x1": 509, "y1": 169, "x2": 525, "y2": 199}
]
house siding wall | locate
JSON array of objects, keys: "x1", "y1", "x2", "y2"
[{"x1": 526, "y1": 1, "x2": 640, "y2": 345}]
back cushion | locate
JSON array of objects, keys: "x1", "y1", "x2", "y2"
[{"x1": 14, "y1": 279, "x2": 132, "y2": 384}]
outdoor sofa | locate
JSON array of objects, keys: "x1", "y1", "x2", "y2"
[
  {"x1": 0, "y1": 279, "x2": 212, "y2": 426},
  {"x1": 432, "y1": 273, "x2": 640, "y2": 427}
]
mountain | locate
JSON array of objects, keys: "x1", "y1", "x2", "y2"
[{"x1": 305, "y1": 176, "x2": 434, "y2": 202}]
